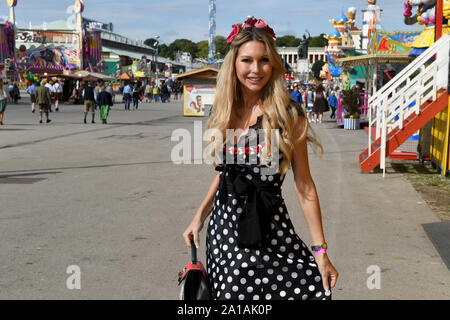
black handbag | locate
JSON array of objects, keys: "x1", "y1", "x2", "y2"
[{"x1": 178, "y1": 241, "x2": 211, "y2": 300}]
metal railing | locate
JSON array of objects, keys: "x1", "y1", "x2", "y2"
[
  {"x1": 367, "y1": 34, "x2": 450, "y2": 176},
  {"x1": 99, "y1": 30, "x2": 155, "y2": 52}
]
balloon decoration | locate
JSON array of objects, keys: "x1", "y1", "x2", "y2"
[{"x1": 25, "y1": 72, "x2": 35, "y2": 80}]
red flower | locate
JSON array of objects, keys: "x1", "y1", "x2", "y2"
[
  {"x1": 227, "y1": 18, "x2": 276, "y2": 45},
  {"x1": 254, "y1": 19, "x2": 267, "y2": 28},
  {"x1": 227, "y1": 24, "x2": 242, "y2": 44},
  {"x1": 243, "y1": 17, "x2": 257, "y2": 28},
  {"x1": 265, "y1": 26, "x2": 276, "y2": 39}
]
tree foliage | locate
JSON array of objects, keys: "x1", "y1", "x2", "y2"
[
  {"x1": 308, "y1": 33, "x2": 328, "y2": 47},
  {"x1": 143, "y1": 34, "x2": 327, "y2": 60},
  {"x1": 144, "y1": 38, "x2": 159, "y2": 48},
  {"x1": 276, "y1": 35, "x2": 301, "y2": 47},
  {"x1": 167, "y1": 39, "x2": 197, "y2": 60},
  {"x1": 195, "y1": 40, "x2": 209, "y2": 58},
  {"x1": 342, "y1": 89, "x2": 361, "y2": 118}
]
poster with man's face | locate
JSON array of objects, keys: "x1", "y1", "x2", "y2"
[{"x1": 183, "y1": 84, "x2": 216, "y2": 117}]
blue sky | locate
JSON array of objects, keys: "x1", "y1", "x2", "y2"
[{"x1": 2, "y1": 0, "x2": 423, "y2": 44}]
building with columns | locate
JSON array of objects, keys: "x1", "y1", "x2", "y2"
[{"x1": 276, "y1": 46, "x2": 327, "y2": 75}]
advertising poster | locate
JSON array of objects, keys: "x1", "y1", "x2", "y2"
[{"x1": 183, "y1": 84, "x2": 216, "y2": 117}]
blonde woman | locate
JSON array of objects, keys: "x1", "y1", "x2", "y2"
[
  {"x1": 0, "y1": 81, "x2": 8, "y2": 125},
  {"x1": 182, "y1": 17, "x2": 338, "y2": 300}
]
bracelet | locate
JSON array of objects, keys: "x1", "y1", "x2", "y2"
[
  {"x1": 311, "y1": 242, "x2": 328, "y2": 252},
  {"x1": 314, "y1": 248, "x2": 327, "y2": 255}
]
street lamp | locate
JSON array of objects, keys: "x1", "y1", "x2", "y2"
[{"x1": 153, "y1": 35, "x2": 160, "y2": 75}]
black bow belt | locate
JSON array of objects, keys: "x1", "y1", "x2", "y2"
[{"x1": 215, "y1": 164, "x2": 282, "y2": 248}]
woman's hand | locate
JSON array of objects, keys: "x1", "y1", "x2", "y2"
[
  {"x1": 182, "y1": 217, "x2": 204, "y2": 248},
  {"x1": 315, "y1": 254, "x2": 339, "y2": 292}
]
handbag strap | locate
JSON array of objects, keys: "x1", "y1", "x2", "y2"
[{"x1": 190, "y1": 239, "x2": 197, "y2": 265}]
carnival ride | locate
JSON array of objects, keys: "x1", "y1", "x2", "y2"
[{"x1": 0, "y1": 0, "x2": 107, "y2": 86}]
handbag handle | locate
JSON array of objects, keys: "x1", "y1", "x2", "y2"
[{"x1": 190, "y1": 239, "x2": 197, "y2": 265}]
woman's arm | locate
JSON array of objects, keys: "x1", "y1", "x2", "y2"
[
  {"x1": 195, "y1": 173, "x2": 221, "y2": 224},
  {"x1": 290, "y1": 118, "x2": 338, "y2": 290},
  {"x1": 291, "y1": 137, "x2": 325, "y2": 246},
  {"x1": 183, "y1": 173, "x2": 221, "y2": 247}
]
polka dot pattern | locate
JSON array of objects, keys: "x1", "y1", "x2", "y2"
[{"x1": 206, "y1": 114, "x2": 330, "y2": 301}]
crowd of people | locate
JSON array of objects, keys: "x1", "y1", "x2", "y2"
[
  {"x1": 0, "y1": 77, "x2": 183, "y2": 126},
  {"x1": 120, "y1": 78, "x2": 183, "y2": 110},
  {"x1": 288, "y1": 83, "x2": 341, "y2": 124}
]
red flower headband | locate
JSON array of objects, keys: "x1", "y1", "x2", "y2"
[{"x1": 226, "y1": 17, "x2": 276, "y2": 45}]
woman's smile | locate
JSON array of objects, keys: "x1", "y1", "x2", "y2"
[
  {"x1": 247, "y1": 76, "x2": 264, "y2": 84},
  {"x1": 235, "y1": 40, "x2": 273, "y2": 96}
]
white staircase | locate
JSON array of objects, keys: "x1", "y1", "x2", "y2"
[{"x1": 365, "y1": 33, "x2": 450, "y2": 176}]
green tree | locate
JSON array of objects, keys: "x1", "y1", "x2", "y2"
[
  {"x1": 158, "y1": 44, "x2": 169, "y2": 58},
  {"x1": 167, "y1": 39, "x2": 197, "y2": 60},
  {"x1": 215, "y1": 35, "x2": 229, "y2": 58},
  {"x1": 276, "y1": 35, "x2": 301, "y2": 47},
  {"x1": 144, "y1": 38, "x2": 159, "y2": 48},
  {"x1": 195, "y1": 40, "x2": 209, "y2": 58},
  {"x1": 195, "y1": 36, "x2": 228, "y2": 59},
  {"x1": 309, "y1": 33, "x2": 328, "y2": 47}
]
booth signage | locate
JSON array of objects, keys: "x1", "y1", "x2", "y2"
[
  {"x1": 16, "y1": 30, "x2": 79, "y2": 45},
  {"x1": 183, "y1": 84, "x2": 216, "y2": 117}
]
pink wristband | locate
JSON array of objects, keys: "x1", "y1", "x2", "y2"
[{"x1": 314, "y1": 248, "x2": 327, "y2": 255}]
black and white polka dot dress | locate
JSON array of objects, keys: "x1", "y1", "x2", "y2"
[{"x1": 206, "y1": 104, "x2": 331, "y2": 301}]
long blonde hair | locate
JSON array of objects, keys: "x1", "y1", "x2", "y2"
[{"x1": 206, "y1": 27, "x2": 323, "y2": 177}]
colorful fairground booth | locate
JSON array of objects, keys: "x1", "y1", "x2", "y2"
[
  {"x1": 339, "y1": 30, "x2": 420, "y2": 99},
  {"x1": 358, "y1": 0, "x2": 450, "y2": 176},
  {"x1": 175, "y1": 67, "x2": 218, "y2": 117},
  {"x1": 337, "y1": 30, "x2": 420, "y2": 135},
  {"x1": 405, "y1": 0, "x2": 450, "y2": 176},
  {"x1": 0, "y1": 0, "x2": 109, "y2": 101}
]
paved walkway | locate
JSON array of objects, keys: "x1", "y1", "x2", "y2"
[{"x1": 0, "y1": 97, "x2": 448, "y2": 299}]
